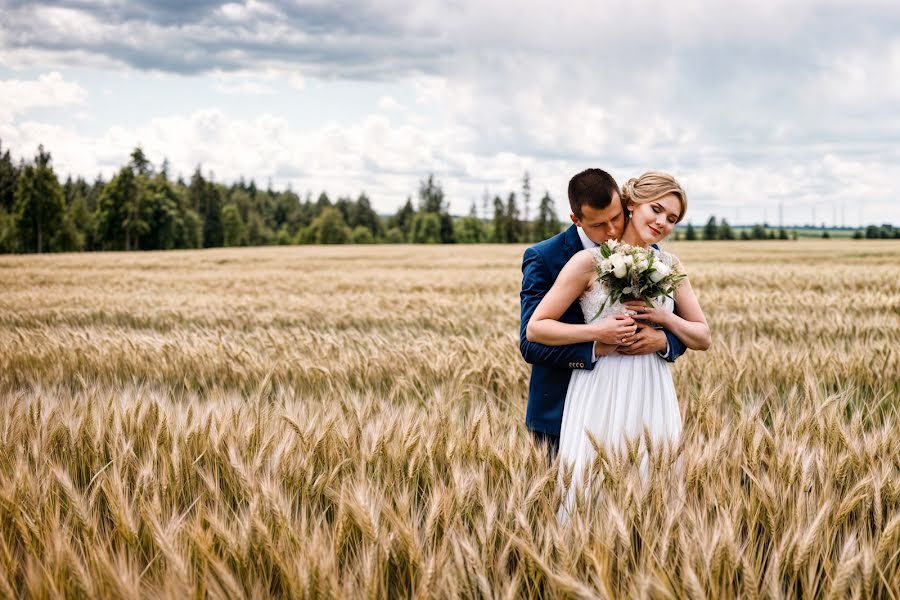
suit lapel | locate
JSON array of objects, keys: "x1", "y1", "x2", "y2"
[
  {"x1": 560, "y1": 225, "x2": 588, "y2": 321},
  {"x1": 562, "y1": 224, "x2": 581, "y2": 260}
]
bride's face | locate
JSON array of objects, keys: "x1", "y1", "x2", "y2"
[{"x1": 627, "y1": 194, "x2": 682, "y2": 244}]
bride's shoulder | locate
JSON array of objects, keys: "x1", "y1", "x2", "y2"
[
  {"x1": 572, "y1": 247, "x2": 602, "y2": 264},
  {"x1": 565, "y1": 248, "x2": 601, "y2": 274},
  {"x1": 653, "y1": 246, "x2": 682, "y2": 268}
]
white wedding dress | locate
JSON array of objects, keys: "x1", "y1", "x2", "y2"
[{"x1": 556, "y1": 246, "x2": 682, "y2": 523}]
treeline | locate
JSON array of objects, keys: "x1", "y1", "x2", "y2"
[
  {"x1": 0, "y1": 140, "x2": 563, "y2": 253},
  {"x1": 852, "y1": 225, "x2": 900, "y2": 239},
  {"x1": 678, "y1": 217, "x2": 798, "y2": 241},
  {"x1": 677, "y1": 217, "x2": 900, "y2": 240}
]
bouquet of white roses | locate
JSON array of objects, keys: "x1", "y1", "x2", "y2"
[{"x1": 591, "y1": 240, "x2": 686, "y2": 321}]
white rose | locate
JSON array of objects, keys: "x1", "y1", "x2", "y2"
[
  {"x1": 600, "y1": 258, "x2": 613, "y2": 272},
  {"x1": 606, "y1": 239, "x2": 619, "y2": 250},
  {"x1": 609, "y1": 254, "x2": 627, "y2": 278},
  {"x1": 635, "y1": 258, "x2": 649, "y2": 272},
  {"x1": 649, "y1": 261, "x2": 670, "y2": 283},
  {"x1": 623, "y1": 254, "x2": 633, "y2": 266}
]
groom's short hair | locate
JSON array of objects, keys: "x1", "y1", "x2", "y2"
[{"x1": 568, "y1": 168, "x2": 620, "y2": 219}]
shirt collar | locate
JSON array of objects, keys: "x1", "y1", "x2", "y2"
[{"x1": 576, "y1": 226, "x2": 598, "y2": 250}]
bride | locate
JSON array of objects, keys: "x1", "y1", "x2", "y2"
[{"x1": 525, "y1": 171, "x2": 711, "y2": 521}]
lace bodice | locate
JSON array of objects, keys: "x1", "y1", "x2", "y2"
[{"x1": 580, "y1": 246, "x2": 677, "y2": 323}]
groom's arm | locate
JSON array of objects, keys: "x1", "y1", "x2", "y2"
[
  {"x1": 658, "y1": 328, "x2": 687, "y2": 362},
  {"x1": 519, "y1": 247, "x2": 596, "y2": 370}
]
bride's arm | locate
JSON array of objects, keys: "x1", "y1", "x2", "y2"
[
  {"x1": 631, "y1": 277, "x2": 711, "y2": 351},
  {"x1": 526, "y1": 250, "x2": 637, "y2": 348}
]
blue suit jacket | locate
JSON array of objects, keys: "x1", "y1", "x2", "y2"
[{"x1": 520, "y1": 224, "x2": 687, "y2": 436}]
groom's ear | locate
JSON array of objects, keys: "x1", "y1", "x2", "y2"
[{"x1": 569, "y1": 213, "x2": 580, "y2": 226}]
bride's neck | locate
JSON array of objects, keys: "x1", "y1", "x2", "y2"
[{"x1": 620, "y1": 226, "x2": 649, "y2": 248}]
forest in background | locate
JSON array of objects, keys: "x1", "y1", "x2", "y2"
[{"x1": 1, "y1": 139, "x2": 896, "y2": 254}]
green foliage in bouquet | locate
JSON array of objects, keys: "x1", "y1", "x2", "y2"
[{"x1": 591, "y1": 241, "x2": 687, "y2": 321}]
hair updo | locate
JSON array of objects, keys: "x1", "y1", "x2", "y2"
[{"x1": 621, "y1": 171, "x2": 688, "y2": 224}]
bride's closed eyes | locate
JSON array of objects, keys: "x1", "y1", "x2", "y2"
[{"x1": 652, "y1": 204, "x2": 678, "y2": 223}]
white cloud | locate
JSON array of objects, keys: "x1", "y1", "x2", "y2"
[
  {"x1": 1, "y1": 2, "x2": 899, "y2": 224},
  {"x1": 218, "y1": 1, "x2": 282, "y2": 22},
  {"x1": 213, "y1": 80, "x2": 275, "y2": 95},
  {"x1": 378, "y1": 95, "x2": 403, "y2": 111},
  {"x1": 4, "y1": 100, "x2": 893, "y2": 227},
  {"x1": 0, "y1": 72, "x2": 87, "y2": 122}
]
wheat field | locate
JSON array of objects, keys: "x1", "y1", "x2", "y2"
[{"x1": 1, "y1": 240, "x2": 899, "y2": 598}]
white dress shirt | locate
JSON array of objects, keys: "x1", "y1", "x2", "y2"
[{"x1": 576, "y1": 227, "x2": 671, "y2": 361}]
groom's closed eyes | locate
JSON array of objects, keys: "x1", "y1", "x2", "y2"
[{"x1": 587, "y1": 208, "x2": 622, "y2": 228}]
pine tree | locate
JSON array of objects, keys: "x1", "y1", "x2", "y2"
[
  {"x1": 315, "y1": 191, "x2": 331, "y2": 215},
  {"x1": 129, "y1": 147, "x2": 152, "y2": 177},
  {"x1": 418, "y1": 174, "x2": 445, "y2": 214},
  {"x1": 350, "y1": 193, "x2": 381, "y2": 239},
  {"x1": 417, "y1": 174, "x2": 453, "y2": 242},
  {"x1": 334, "y1": 197, "x2": 354, "y2": 226},
  {"x1": 122, "y1": 147, "x2": 152, "y2": 249},
  {"x1": 0, "y1": 139, "x2": 18, "y2": 212},
  {"x1": 272, "y1": 189, "x2": 302, "y2": 233},
  {"x1": 533, "y1": 191, "x2": 561, "y2": 241},
  {"x1": 203, "y1": 182, "x2": 223, "y2": 247},
  {"x1": 505, "y1": 192, "x2": 521, "y2": 243},
  {"x1": 141, "y1": 171, "x2": 188, "y2": 250},
  {"x1": 392, "y1": 197, "x2": 415, "y2": 241},
  {"x1": 14, "y1": 145, "x2": 66, "y2": 253},
  {"x1": 685, "y1": 222, "x2": 697, "y2": 241},
  {"x1": 0, "y1": 206, "x2": 16, "y2": 252},
  {"x1": 491, "y1": 195, "x2": 506, "y2": 243},
  {"x1": 189, "y1": 167, "x2": 206, "y2": 214},
  {"x1": 521, "y1": 172, "x2": 532, "y2": 242},
  {"x1": 96, "y1": 165, "x2": 137, "y2": 250},
  {"x1": 703, "y1": 216, "x2": 718, "y2": 240},
  {"x1": 718, "y1": 218, "x2": 734, "y2": 240},
  {"x1": 68, "y1": 193, "x2": 93, "y2": 250}
]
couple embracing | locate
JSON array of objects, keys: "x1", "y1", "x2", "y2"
[{"x1": 519, "y1": 168, "x2": 711, "y2": 521}]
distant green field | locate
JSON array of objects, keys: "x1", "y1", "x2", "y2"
[
  {"x1": 675, "y1": 226, "x2": 862, "y2": 239},
  {"x1": 741, "y1": 227, "x2": 858, "y2": 238}
]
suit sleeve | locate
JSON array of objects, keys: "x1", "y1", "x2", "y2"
[
  {"x1": 660, "y1": 328, "x2": 687, "y2": 363},
  {"x1": 519, "y1": 246, "x2": 596, "y2": 370}
]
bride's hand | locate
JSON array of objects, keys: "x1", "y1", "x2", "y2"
[
  {"x1": 590, "y1": 314, "x2": 637, "y2": 345},
  {"x1": 625, "y1": 301, "x2": 672, "y2": 328}
]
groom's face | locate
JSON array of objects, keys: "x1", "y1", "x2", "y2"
[{"x1": 570, "y1": 194, "x2": 625, "y2": 244}]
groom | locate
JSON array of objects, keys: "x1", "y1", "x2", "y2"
[{"x1": 519, "y1": 168, "x2": 687, "y2": 461}]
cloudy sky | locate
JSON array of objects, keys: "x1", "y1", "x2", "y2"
[{"x1": 1, "y1": 0, "x2": 898, "y2": 226}]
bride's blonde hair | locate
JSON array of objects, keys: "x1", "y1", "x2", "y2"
[{"x1": 621, "y1": 171, "x2": 688, "y2": 224}]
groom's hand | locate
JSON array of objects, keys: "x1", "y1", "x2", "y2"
[{"x1": 618, "y1": 326, "x2": 667, "y2": 355}]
